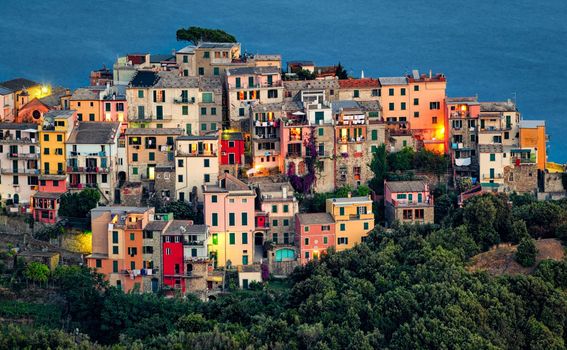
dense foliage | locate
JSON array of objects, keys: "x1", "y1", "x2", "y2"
[
  {"x1": 176, "y1": 26, "x2": 237, "y2": 45},
  {"x1": 58, "y1": 189, "x2": 100, "y2": 218}
]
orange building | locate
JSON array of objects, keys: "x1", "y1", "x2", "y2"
[
  {"x1": 379, "y1": 70, "x2": 447, "y2": 153},
  {"x1": 70, "y1": 87, "x2": 105, "y2": 121},
  {"x1": 519, "y1": 120, "x2": 547, "y2": 170},
  {"x1": 87, "y1": 207, "x2": 159, "y2": 292}
]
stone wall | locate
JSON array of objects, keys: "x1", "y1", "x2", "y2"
[
  {"x1": 154, "y1": 169, "x2": 176, "y2": 203},
  {"x1": 187, "y1": 261, "x2": 209, "y2": 300},
  {"x1": 503, "y1": 164, "x2": 537, "y2": 193},
  {"x1": 385, "y1": 202, "x2": 434, "y2": 225},
  {"x1": 542, "y1": 173, "x2": 565, "y2": 193},
  {"x1": 120, "y1": 183, "x2": 143, "y2": 207}
]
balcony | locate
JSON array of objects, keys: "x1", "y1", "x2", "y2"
[
  {"x1": 67, "y1": 166, "x2": 109, "y2": 173},
  {"x1": 511, "y1": 156, "x2": 536, "y2": 165},
  {"x1": 126, "y1": 221, "x2": 143, "y2": 230},
  {"x1": 254, "y1": 120, "x2": 276, "y2": 127},
  {"x1": 183, "y1": 240, "x2": 206, "y2": 246},
  {"x1": 69, "y1": 151, "x2": 106, "y2": 157},
  {"x1": 7, "y1": 153, "x2": 39, "y2": 160},
  {"x1": 481, "y1": 173, "x2": 503, "y2": 180},
  {"x1": 128, "y1": 114, "x2": 172, "y2": 121},
  {"x1": 454, "y1": 157, "x2": 472, "y2": 167},
  {"x1": 391, "y1": 198, "x2": 434, "y2": 207},
  {"x1": 337, "y1": 136, "x2": 365, "y2": 144},
  {"x1": 176, "y1": 150, "x2": 217, "y2": 157},
  {"x1": 229, "y1": 81, "x2": 283, "y2": 89},
  {"x1": 0, "y1": 137, "x2": 37, "y2": 144},
  {"x1": 1, "y1": 168, "x2": 39, "y2": 175},
  {"x1": 173, "y1": 97, "x2": 196, "y2": 104}
]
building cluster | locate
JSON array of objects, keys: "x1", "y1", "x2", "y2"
[{"x1": 0, "y1": 40, "x2": 550, "y2": 294}]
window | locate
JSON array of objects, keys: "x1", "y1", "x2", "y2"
[
  {"x1": 112, "y1": 246, "x2": 119, "y2": 254},
  {"x1": 130, "y1": 232, "x2": 135, "y2": 241},
  {"x1": 430, "y1": 101, "x2": 441, "y2": 110},
  {"x1": 177, "y1": 159, "x2": 184, "y2": 167},
  {"x1": 183, "y1": 55, "x2": 188, "y2": 63},
  {"x1": 272, "y1": 233, "x2": 278, "y2": 244},
  {"x1": 389, "y1": 88, "x2": 394, "y2": 96},
  {"x1": 132, "y1": 167, "x2": 138, "y2": 175},
  {"x1": 272, "y1": 205, "x2": 278, "y2": 213},
  {"x1": 353, "y1": 90, "x2": 360, "y2": 98},
  {"x1": 272, "y1": 219, "x2": 278, "y2": 227},
  {"x1": 371, "y1": 130, "x2": 378, "y2": 140},
  {"x1": 182, "y1": 106, "x2": 188, "y2": 115},
  {"x1": 304, "y1": 238, "x2": 309, "y2": 245},
  {"x1": 112, "y1": 231, "x2": 119, "y2": 243},
  {"x1": 401, "y1": 102, "x2": 406, "y2": 110},
  {"x1": 490, "y1": 154, "x2": 496, "y2": 161},
  {"x1": 304, "y1": 226, "x2": 309, "y2": 232},
  {"x1": 372, "y1": 89, "x2": 379, "y2": 97},
  {"x1": 203, "y1": 51, "x2": 210, "y2": 58},
  {"x1": 389, "y1": 103, "x2": 395, "y2": 111},
  {"x1": 138, "y1": 90, "x2": 144, "y2": 98},
  {"x1": 242, "y1": 232, "x2": 248, "y2": 244},
  {"x1": 283, "y1": 219, "x2": 289, "y2": 226},
  {"x1": 239, "y1": 108, "x2": 245, "y2": 117},
  {"x1": 318, "y1": 128, "x2": 324, "y2": 136},
  {"x1": 178, "y1": 174, "x2": 183, "y2": 182},
  {"x1": 413, "y1": 98, "x2": 419, "y2": 106},
  {"x1": 401, "y1": 88, "x2": 406, "y2": 96},
  {"x1": 198, "y1": 67, "x2": 204, "y2": 75},
  {"x1": 268, "y1": 89, "x2": 278, "y2": 98},
  {"x1": 113, "y1": 261, "x2": 118, "y2": 273},
  {"x1": 149, "y1": 152, "x2": 155, "y2": 161},
  {"x1": 89, "y1": 113, "x2": 95, "y2": 121},
  {"x1": 403, "y1": 209, "x2": 413, "y2": 220},
  {"x1": 229, "y1": 233, "x2": 235, "y2": 245},
  {"x1": 340, "y1": 223, "x2": 346, "y2": 231},
  {"x1": 338, "y1": 237, "x2": 349, "y2": 245},
  {"x1": 364, "y1": 222, "x2": 369, "y2": 230},
  {"x1": 414, "y1": 85, "x2": 419, "y2": 91},
  {"x1": 229, "y1": 213, "x2": 235, "y2": 226},
  {"x1": 211, "y1": 107, "x2": 217, "y2": 115},
  {"x1": 211, "y1": 195, "x2": 217, "y2": 203},
  {"x1": 212, "y1": 233, "x2": 218, "y2": 245},
  {"x1": 415, "y1": 209, "x2": 424, "y2": 219},
  {"x1": 43, "y1": 134, "x2": 49, "y2": 142},
  {"x1": 204, "y1": 174, "x2": 210, "y2": 182},
  {"x1": 305, "y1": 252, "x2": 309, "y2": 259},
  {"x1": 241, "y1": 213, "x2": 248, "y2": 226},
  {"x1": 283, "y1": 232, "x2": 290, "y2": 244},
  {"x1": 283, "y1": 204, "x2": 289, "y2": 213},
  {"x1": 212, "y1": 213, "x2": 218, "y2": 226},
  {"x1": 432, "y1": 116, "x2": 438, "y2": 124},
  {"x1": 339, "y1": 207, "x2": 345, "y2": 216},
  {"x1": 242, "y1": 255, "x2": 248, "y2": 265},
  {"x1": 213, "y1": 67, "x2": 219, "y2": 76},
  {"x1": 322, "y1": 225, "x2": 330, "y2": 231},
  {"x1": 101, "y1": 174, "x2": 107, "y2": 183},
  {"x1": 204, "y1": 159, "x2": 210, "y2": 167},
  {"x1": 132, "y1": 153, "x2": 138, "y2": 162}
]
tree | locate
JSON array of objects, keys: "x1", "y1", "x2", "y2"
[
  {"x1": 295, "y1": 69, "x2": 316, "y2": 80},
  {"x1": 516, "y1": 238, "x2": 538, "y2": 267},
  {"x1": 24, "y1": 262, "x2": 50, "y2": 286},
  {"x1": 387, "y1": 147, "x2": 415, "y2": 172},
  {"x1": 58, "y1": 189, "x2": 100, "y2": 218},
  {"x1": 335, "y1": 62, "x2": 348, "y2": 79},
  {"x1": 368, "y1": 144, "x2": 387, "y2": 194},
  {"x1": 176, "y1": 26, "x2": 237, "y2": 45}
]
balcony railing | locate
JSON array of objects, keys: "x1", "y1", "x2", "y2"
[
  {"x1": 392, "y1": 198, "x2": 434, "y2": 207},
  {"x1": 511, "y1": 157, "x2": 536, "y2": 165},
  {"x1": 254, "y1": 120, "x2": 276, "y2": 127},
  {"x1": 8, "y1": 153, "x2": 39, "y2": 160},
  {"x1": 67, "y1": 166, "x2": 109, "y2": 173},
  {"x1": 482, "y1": 173, "x2": 503, "y2": 180},
  {"x1": 173, "y1": 97, "x2": 196, "y2": 104},
  {"x1": 176, "y1": 150, "x2": 217, "y2": 157},
  {"x1": 183, "y1": 240, "x2": 206, "y2": 246},
  {"x1": 337, "y1": 137, "x2": 365, "y2": 144},
  {"x1": 1, "y1": 168, "x2": 39, "y2": 175},
  {"x1": 229, "y1": 81, "x2": 283, "y2": 89},
  {"x1": 128, "y1": 115, "x2": 173, "y2": 121},
  {"x1": 126, "y1": 221, "x2": 143, "y2": 230},
  {"x1": 0, "y1": 137, "x2": 37, "y2": 144}
]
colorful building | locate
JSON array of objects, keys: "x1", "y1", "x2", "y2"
[
  {"x1": 0, "y1": 123, "x2": 39, "y2": 207},
  {"x1": 384, "y1": 180, "x2": 434, "y2": 225},
  {"x1": 219, "y1": 130, "x2": 245, "y2": 176},
  {"x1": 175, "y1": 135, "x2": 219, "y2": 203},
  {"x1": 295, "y1": 213, "x2": 335, "y2": 264},
  {"x1": 66, "y1": 122, "x2": 120, "y2": 203},
  {"x1": 0, "y1": 78, "x2": 50, "y2": 113},
  {"x1": 70, "y1": 87, "x2": 105, "y2": 122},
  {"x1": 447, "y1": 97, "x2": 481, "y2": 180},
  {"x1": 519, "y1": 120, "x2": 547, "y2": 171},
  {"x1": 203, "y1": 173, "x2": 256, "y2": 268},
  {"x1": 87, "y1": 207, "x2": 160, "y2": 293},
  {"x1": 0, "y1": 86, "x2": 15, "y2": 122},
  {"x1": 326, "y1": 196, "x2": 374, "y2": 251},
  {"x1": 337, "y1": 78, "x2": 380, "y2": 101},
  {"x1": 125, "y1": 128, "x2": 181, "y2": 189}
]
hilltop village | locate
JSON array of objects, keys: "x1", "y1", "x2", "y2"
[{"x1": 0, "y1": 39, "x2": 555, "y2": 297}]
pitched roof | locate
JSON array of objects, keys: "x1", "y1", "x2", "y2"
[
  {"x1": 0, "y1": 78, "x2": 39, "y2": 91},
  {"x1": 385, "y1": 181, "x2": 427, "y2": 193},
  {"x1": 221, "y1": 131, "x2": 244, "y2": 141},
  {"x1": 447, "y1": 96, "x2": 478, "y2": 104},
  {"x1": 165, "y1": 220, "x2": 207, "y2": 235},
  {"x1": 378, "y1": 77, "x2": 408, "y2": 86},
  {"x1": 70, "y1": 87, "x2": 101, "y2": 101},
  {"x1": 150, "y1": 54, "x2": 175, "y2": 63},
  {"x1": 356, "y1": 100, "x2": 381, "y2": 112},
  {"x1": 40, "y1": 87, "x2": 69, "y2": 107},
  {"x1": 125, "y1": 127, "x2": 184, "y2": 136},
  {"x1": 198, "y1": 42, "x2": 238, "y2": 49},
  {"x1": 33, "y1": 192, "x2": 64, "y2": 200},
  {"x1": 328, "y1": 196, "x2": 372, "y2": 205},
  {"x1": 520, "y1": 120, "x2": 545, "y2": 128},
  {"x1": 153, "y1": 71, "x2": 222, "y2": 91},
  {"x1": 67, "y1": 122, "x2": 120, "y2": 144},
  {"x1": 226, "y1": 66, "x2": 280, "y2": 76},
  {"x1": 339, "y1": 78, "x2": 380, "y2": 89},
  {"x1": 480, "y1": 101, "x2": 516, "y2": 112},
  {"x1": 144, "y1": 220, "x2": 170, "y2": 231},
  {"x1": 43, "y1": 110, "x2": 76, "y2": 119},
  {"x1": 177, "y1": 135, "x2": 218, "y2": 141},
  {"x1": 0, "y1": 86, "x2": 13, "y2": 95},
  {"x1": 332, "y1": 100, "x2": 361, "y2": 114},
  {"x1": 283, "y1": 79, "x2": 340, "y2": 90},
  {"x1": 177, "y1": 45, "x2": 196, "y2": 54},
  {"x1": 130, "y1": 71, "x2": 159, "y2": 87},
  {"x1": 0, "y1": 122, "x2": 37, "y2": 130},
  {"x1": 296, "y1": 213, "x2": 334, "y2": 224}
]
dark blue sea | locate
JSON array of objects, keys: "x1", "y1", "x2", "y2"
[{"x1": 1, "y1": 0, "x2": 566, "y2": 161}]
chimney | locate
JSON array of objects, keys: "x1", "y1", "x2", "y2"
[{"x1": 429, "y1": 69, "x2": 432, "y2": 78}]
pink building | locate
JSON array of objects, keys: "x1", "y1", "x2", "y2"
[
  {"x1": 203, "y1": 173, "x2": 257, "y2": 267},
  {"x1": 384, "y1": 180, "x2": 434, "y2": 225},
  {"x1": 32, "y1": 177, "x2": 67, "y2": 224},
  {"x1": 100, "y1": 86, "x2": 128, "y2": 133},
  {"x1": 279, "y1": 122, "x2": 313, "y2": 175},
  {"x1": 295, "y1": 213, "x2": 336, "y2": 265}
]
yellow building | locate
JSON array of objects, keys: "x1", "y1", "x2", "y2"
[
  {"x1": 70, "y1": 87, "x2": 104, "y2": 121},
  {"x1": 326, "y1": 196, "x2": 374, "y2": 251},
  {"x1": 39, "y1": 110, "x2": 76, "y2": 176},
  {"x1": 0, "y1": 78, "x2": 51, "y2": 111},
  {"x1": 519, "y1": 120, "x2": 547, "y2": 171}
]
